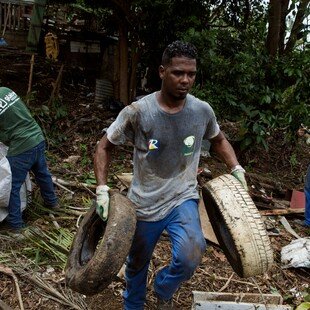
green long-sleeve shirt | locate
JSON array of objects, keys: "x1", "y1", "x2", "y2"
[{"x1": 0, "y1": 87, "x2": 44, "y2": 156}]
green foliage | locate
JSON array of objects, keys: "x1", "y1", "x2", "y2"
[
  {"x1": 32, "y1": 98, "x2": 68, "y2": 146},
  {"x1": 296, "y1": 303, "x2": 310, "y2": 310},
  {"x1": 79, "y1": 143, "x2": 92, "y2": 167},
  {"x1": 182, "y1": 11, "x2": 309, "y2": 150},
  {"x1": 51, "y1": 0, "x2": 309, "y2": 150},
  {"x1": 277, "y1": 51, "x2": 310, "y2": 134}
]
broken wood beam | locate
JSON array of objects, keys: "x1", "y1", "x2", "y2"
[{"x1": 259, "y1": 208, "x2": 305, "y2": 216}]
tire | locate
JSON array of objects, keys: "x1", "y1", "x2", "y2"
[
  {"x1": 201, "y1": 174, "x2": 274, "y2": 278},
  {"x1": 65, "y1": 191, "x2": 136, "y2": 295}
]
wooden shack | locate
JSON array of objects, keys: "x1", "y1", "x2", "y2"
[{"x1": 0, "y1": 0, "x2": 34, "y2": 48}]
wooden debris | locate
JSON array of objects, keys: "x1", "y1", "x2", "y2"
[
  {"x1": 52, "y1": 176, "x2": 96, "y2": 190},
  {"x1": 0, "y1": 299, "x2": 13, "y2": 310},
  {"x1": 48, "y1": 213, "x2": 60, "y2": 229},
  {"x1": 48, "y1": 64, "x2": 64, "y2": 105},
  {"x1": 219, "y1": 272, "x2": 234, "y2": 292},
  {"x1": 259, "y1": 208, "x2": 305, "y2": 216},
  {"x1": 52, "y1": 177, "x2": 75, "y2": 195},
  {"x1": 17, "y1": 271, "x2": 86, "y2": 310},
  {"x1": 247, "y1": 172, "x2": 284, "y2": 193},
  {"x1": 199, "y1": 198, "x2": 219, "y2": 245},
  {"x1": 273, "y1": 199, "x2": 290, "y2": 209},
  {"x1": 26, "y1": 54, "x2": 35, "y2": 104},
  {"x1": 114, "y1": 172, "x2": 133, "y2": 189},
  {"x1": 279, "y1": 216, "x2": 301, "y2": 239},
  {"x1": 0, "y1": 265, "x2": 24, "y2": 310}
]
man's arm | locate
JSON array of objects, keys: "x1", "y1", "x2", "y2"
[
  {"x1": 93, "y1": 134, "x2": 116, "y2": 221},
  {"x1": 209, "y1": 131, "x2": 239, "y2": 170},
  {"x1": 209, "y1": 131, "x2": 248, "y2": 190},
  {"x1": 94, "y1": 134, "x2": 115, "y2": 185}
]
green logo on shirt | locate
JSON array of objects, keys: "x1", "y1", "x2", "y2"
[{"x1": 183, "y1": 135, "x2": 195, "y2": 156}]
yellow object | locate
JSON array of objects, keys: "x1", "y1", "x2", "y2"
[{"x1": 45, "y1": 32, "x2": 59, "y2": 60}]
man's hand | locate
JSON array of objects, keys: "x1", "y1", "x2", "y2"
[
  {"x1": 231, "y1": 165, "x2": 248, "y2": 191},
  {"x1": 95, "y1": 185, "x2": 110, "y2": 221}
]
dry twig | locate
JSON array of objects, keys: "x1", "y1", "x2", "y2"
[
  {"x1": 219, "y1": 272, "x2": 234, "y2": 292},
  {"x1": 0, "y1": 264, "x2": 24, "y2": 310}
]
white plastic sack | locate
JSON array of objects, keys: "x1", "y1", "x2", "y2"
[
  {"x1": 0, "y1": 156, "x2": 11, "y2": 207},
  {"x1": 0, "y1": 143, "x2": 32, "y2": 222},
  {"x1": 0, "y1": 143, "x2": 12, "y2": 221},
  {"x1": 281, "y1": 237, "x2": 310, "y2": 269}
]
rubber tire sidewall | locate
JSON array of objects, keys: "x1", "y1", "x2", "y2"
[{"x1": 65, "y1": 191, "x2": 136, "y2": 295}]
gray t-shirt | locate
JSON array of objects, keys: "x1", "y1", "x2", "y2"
[{"x1": 107, "y1": 92, "x2": 220, "y2": 221}]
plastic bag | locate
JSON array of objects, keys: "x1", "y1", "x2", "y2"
[
  {"x1": 0, "y1": 143, "x2": 32, "y2": 222},
  {"x1": 281, "y1": 237, "x2": 310, "y2": 268}
]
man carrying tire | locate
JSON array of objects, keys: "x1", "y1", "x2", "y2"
[{"x1": 94, "y1": 41, "x2": 247, "y2": 310}]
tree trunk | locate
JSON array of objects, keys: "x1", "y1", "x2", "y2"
[
  {"x1": 129, "y1": 42, "x2": 139, "y2": 103},
  {"x1": 278, "y1": 0, "x2": 290, "y2": 55},
  {"x1": 266, "y1": 0, "x2": 282, "y2": 58},
  {"x1": 118, "y1": 22, "x2": 129, "y2": 105},
  {"x1": 284, "y1": 0, "x2": 310, "y2": 54}
]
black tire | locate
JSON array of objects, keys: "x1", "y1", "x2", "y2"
[
  {"x1": 202, "y1": 174, "x2": 274, "y2": 278},
  {"x1": 65, "y1": 191, "x2": 136, "y2": 295}
]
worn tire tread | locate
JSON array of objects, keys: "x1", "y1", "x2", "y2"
[{"x1": 202, "y1": 174, "x2": 274, "y2": 277}]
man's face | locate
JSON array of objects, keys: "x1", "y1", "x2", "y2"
[{"x1": 159, "y1": 56, "x2": 197, "y2": 100}]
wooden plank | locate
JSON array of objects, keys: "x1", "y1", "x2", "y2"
[
  {"x1": 13, "y1": 5, "x2": 16, "y2": 30},
  {"x1": 259, "y1": 208, "x2": 305, "y2": 216},
  {"x1": 0, "y1": 4, "x2": 2, "y2": 32},
  {"x1": 7, "y1": 3, "x2": 12, "y2": 30},
  {"x1": 17, "y1": 5, "x2": 20, "y2": 30},
  {"x1": 199, "y1": 198, "x2": 219, "y2": 245}
]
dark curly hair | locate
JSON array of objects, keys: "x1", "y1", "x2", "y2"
[{"x1": 161, "y1": 41, "x2": 198, "y2": 66}]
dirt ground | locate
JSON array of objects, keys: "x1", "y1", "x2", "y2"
[{"x1": 0, "y1": 47, "x2": 309, "y2": 310}]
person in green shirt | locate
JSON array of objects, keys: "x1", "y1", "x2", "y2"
[{"x1": 0, "y1": 86, "x2": 58, "y2": 231}]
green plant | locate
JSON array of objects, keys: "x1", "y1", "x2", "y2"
[
  {"x1": 289, "y1": 153, "x2": 298, "y2": 167},
  {"x1": 236, "y1": 104, "x2": 277, "y2": 150},
  {"x1": 80, "y1": 143, "x2": 91, "y2": 167}
]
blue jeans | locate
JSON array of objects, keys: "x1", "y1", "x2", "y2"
[
  {"x1": 123, "y1": 199, "x2": 207, "y2": 310},
  {"x1": 305, "y1": 165, "x2": 310, "y2": 227},
  {"x1": 6, "y1": 141, "x2": 57, "y2": 229}
]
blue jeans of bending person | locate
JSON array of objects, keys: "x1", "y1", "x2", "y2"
[
  {"x1": 123, "y1": 199, "x2": 207, "y2": 310},
  {"x1": 6, "y1": 141, "x2": 57, "y2": 229},
  {"x1": 305, "y1": 165, "x2": 310, "y2": 227}
]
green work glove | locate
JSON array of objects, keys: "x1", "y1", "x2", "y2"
[
  {"x1": 231, "y1": 165, "x2": 248, "y2": 191},
  {"x1": 95, "y1": 185, "x2": 110, "y2": 221}
]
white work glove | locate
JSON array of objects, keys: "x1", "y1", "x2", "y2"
[
  {"x1": 95, "y1": 185, "x2": 110, "y2": 221},
  {"x1": 231, "y1": 165, "x2": 248, "y2": 191}
]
